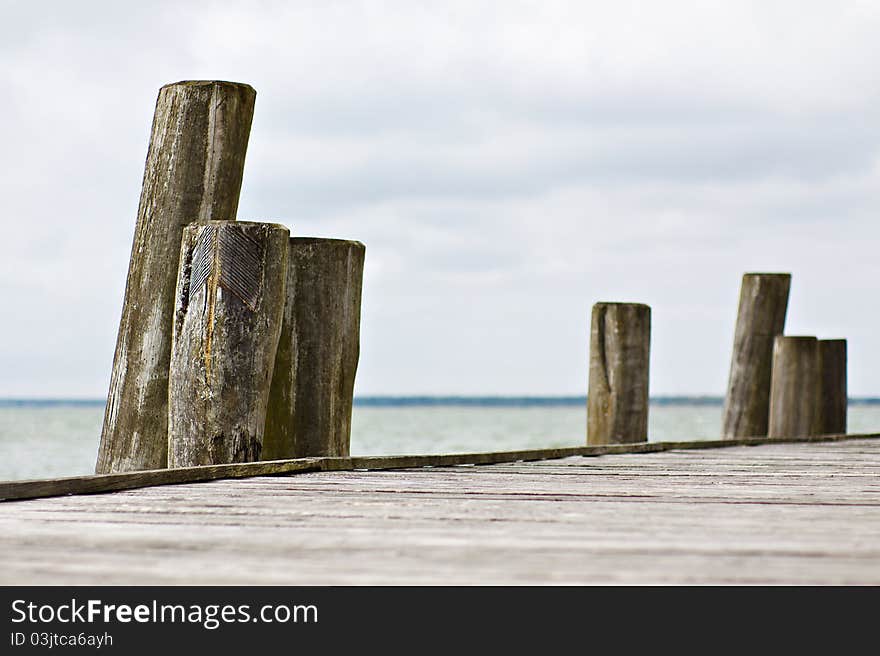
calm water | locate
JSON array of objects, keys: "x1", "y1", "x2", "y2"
[{"x1": 1, "y1": 402, "x2": 879, "y2": 482}]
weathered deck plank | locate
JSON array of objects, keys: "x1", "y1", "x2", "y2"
[
  {"x1": 1, "y1": 438, "x2": 879, "y2": 584},
  {"x1": 3, "y1": 432, "x2": 876, "y2": 502}
]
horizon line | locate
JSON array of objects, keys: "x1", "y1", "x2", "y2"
[{"x1": 3, "y1": 395, "x2": 880, "y2": 407}]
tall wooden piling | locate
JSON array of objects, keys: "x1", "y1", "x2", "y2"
[
  {"x1": 721, "y1": 273, "x2": 791, "y2": 439},
  {"x1": 587, "y1": 302, "x2": 651, "y2": 445},
  {"x1": 818, "y1": 339, "x2": 847, "y2": 435},
  {"x1": 263, "y1": 238, "x2": 366, "y2": 459},
  {"x1": 96, "y1": 81, "x2": 256, "y2": 474},
  {"x1": 768, "y1": 336, "x2": 820, "y2": 439},
  {"x1": 168, "y1": 221, "x2": 289, "y2": 468}
]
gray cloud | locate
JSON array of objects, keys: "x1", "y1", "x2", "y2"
[{"x1": 2, "y1": 1, "x2": 880, "y2": 396}]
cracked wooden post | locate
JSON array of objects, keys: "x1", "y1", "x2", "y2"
[
  {"x1": 818, "y1": 339, "x2": 847, "y2": 435},
  {"x1": 721, "y1": 273, "x2": 791, "y2": 439},
  {"x1": 168, "y1": 221, "x2": 289, "y2": 467},
  {"x1": 263, "y1": 238, "x2": 365, "y2": 459},
  {"x1": 96, "y1": 81, "x2": 256, "y2": 473},
  {"x1": 768, "y1": 336, "x2": 820, "y2": 439},
  {"x1": 587, "y1": 302, "x2": 651, "y2": 445}
]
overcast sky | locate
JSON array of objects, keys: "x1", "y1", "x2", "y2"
[{"x1": 2, "y1": 1, "x2": 880, "y2": 397}]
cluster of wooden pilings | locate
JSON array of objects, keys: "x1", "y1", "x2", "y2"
[
  {"x1": 587, "y1": 273, "x2": 847, "y2": 444},
  {"x1": 94, "y1": 80, "x2": 848, "y2": 471},
  {"x1": 724, "y1": 274, "x2": 847, "y2": 440},
  {"x1": 95, "y1": 81, "x2": 365, "y2": 474}
]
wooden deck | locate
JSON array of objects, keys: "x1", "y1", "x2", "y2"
[{"x1": 1, "y1": 437, "x2": 879, "y2": 584}]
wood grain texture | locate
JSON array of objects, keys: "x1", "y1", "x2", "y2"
[
  {"x1": 2, "y1": 432, "x2": 876, "y2": 502},
  {"x1": 168, "y1": 221, "x2": 289, "y2": 467},
  {"x1": 768, "y1": 336, "x2": 821, "y2": 438},
  {"x1": 721, "y1": 273, "x2": 791, "y2": 439},
  {"x1": 263, "y1": 238, "x2": 365, "y2": 459},
  {"x1": 2, "y1": 438, "x2": 880, "y2": 584},
  {"x1": 587, "y1": 302, "x2": 650, "y2": 445},
  {"x1": 97, "y1": 81, "x2": 256, "y2": 474},
  {"x1": 818, "y1": 339, "x2": 847, "y2": 435}
]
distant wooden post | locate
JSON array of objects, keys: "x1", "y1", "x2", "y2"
[
  {"x1": 587, "y1": 302, "x2": 651, "y2": 445},
  {"x1": 768, "y1": 336, "x2": 820, "y2": 438},
  {"x1": 263, "y1": 238, "x2": 366, "y2": 459},
  {"x1": 168, "y1": 221, "x2": 289, "y2": 468},
  {"x1": 96, "y1": 81, "x2": 256, "y2": 474},
  {"x1": 818, "y1": 339, "x2": 847, "y2": 435},
  {"x1": 721, "y1": 273, "x2": 791, "y2": 439}
]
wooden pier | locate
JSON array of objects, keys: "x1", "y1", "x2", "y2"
[{"x1": 2, "y1": 434, "x2": 879, "y2": 585}]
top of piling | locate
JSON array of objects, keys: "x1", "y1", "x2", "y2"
[
  {"x1": 592, "y1": 301, "x2": 651, "y2": 309},
  {"x1": 742, "y1": 272, "x2": 792, "y2": 279},
  {"x1": 160, "y1": 80, "x2": 256, "y2": 93},
  {"x1": 185, "y1": 219, "x2": 289, "y2": 232},
  {"x1": 290, "y1": 237, "x2": 365, "y2": 249}
]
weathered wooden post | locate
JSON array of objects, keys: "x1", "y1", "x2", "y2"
[
  {"x1": 263, "y1": 238, "x2": 365, "y2": 459},
  {"x1": 768, "y1": 336, "x2": 820, "y2": 438},
  {"x1": 96, "y1": 81, "x2": 256, "y2": 473},
  {"x1": 818, "y1": 339, "x2": 847, "y2": 435},
  {"x1": 587, "y1": 302, "x2": 651, "y2": 445},
  {"x1": 167, "y1": 221, "x2": 289, "y2": 468},
  {"x1": 721, "y1": 273, "x2": 791, "y2": 439}
]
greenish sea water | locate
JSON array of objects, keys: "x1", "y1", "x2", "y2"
[{"x1": 1, "y1": 400, "x2": 879, "y2": 482}]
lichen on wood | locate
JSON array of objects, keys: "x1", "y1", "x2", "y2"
[
  {"x1": 168, "y1": 221, "x2": 289, "y2": 468},
  {"x1": 96, "y1": 81, "x2": 256, "y2": 474}
]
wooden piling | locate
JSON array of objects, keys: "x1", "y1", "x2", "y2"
[
  {"x1": 818, "y1": 339, "x2": 847, "y2": 435},
  {"x1": 263, "y1": 238, "x2": 366, "y2": 459},
  {"x1": 721, "y1": 273, "x2": 791, "y2": 439},
  {"x1": 167, "y1": 221, "x2": 289, "y2": 468},
  {"x1": 768, "y1": 336, "x2": 820, "y2": 439},
  {"x1": 587, "y1": 302, "x2": 651, "y2": 445},
  {"x1": 96, "y1": 81, "x2": 256, "y2": 474}
]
